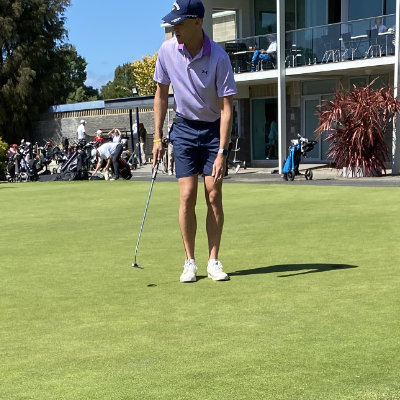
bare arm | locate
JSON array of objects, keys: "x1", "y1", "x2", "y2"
[
  {"x1": 219, "y1": 95, "x2": 233, "y2": 150},
  {"x1": 92, "y1": 158, "x2": 103, "y2": 176},
  {"x1": 103, "y1": 156, "x2": 112, "y2": 171},
  {"x1": 152, "y1": 82, "x2": 169, "y2": 165},
  {"x1": 212, "y1": 95, "x2": 233, "y2": 182}
]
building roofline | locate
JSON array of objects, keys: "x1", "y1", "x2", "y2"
[{"x1": 47, "y1": 94, "x2": 174, "y2": 113}]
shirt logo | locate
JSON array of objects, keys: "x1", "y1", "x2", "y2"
[
  {"x1": 172, "y1": 1, "x2": 180, "y2": 11},
  {"x1": 202, "y1": 69, "x2": 208, "y2": 75}
]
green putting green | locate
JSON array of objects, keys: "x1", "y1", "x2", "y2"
[{"x1": 1, "y1": 181, "x2": 399, "y2": 400}]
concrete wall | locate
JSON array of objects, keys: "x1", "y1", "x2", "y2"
[
  {"x1": 203, "y1": 0, "x2": 253, "y2": 39},
  {"x1": 212, "y1": 12, "x2": 237, "y2": 42}
]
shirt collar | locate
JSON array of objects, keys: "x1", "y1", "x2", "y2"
[{"x1": 177, "y1": 31, "x2": 211, "y2": 57}]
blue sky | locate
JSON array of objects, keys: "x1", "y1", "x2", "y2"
[{"x1": 64, "y1": 0, "x2": 169, "y2": 89}]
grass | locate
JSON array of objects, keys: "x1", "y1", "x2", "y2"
[{"x1": 0, "y1": 180, "x2": 399, "y2": 400}]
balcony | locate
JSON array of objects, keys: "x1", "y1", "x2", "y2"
[{"x1": 221, "y1": 14, "x2": 396, "y2": 75}]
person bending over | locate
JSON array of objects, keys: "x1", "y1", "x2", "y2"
[{"x1": 92, "y1": 141, "x2": 123, "y2": 180}]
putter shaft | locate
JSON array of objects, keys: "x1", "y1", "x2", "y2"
[{"x1": 132, "y1": 161, "x2": 160, "y2": 268}]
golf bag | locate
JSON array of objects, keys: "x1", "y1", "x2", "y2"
[
  {"x1": 26, "y1": 158, "x2": 40, "y2": 181},
  {"x1": 121, "y1": 139, "x2": 138, "y2": 170},
  {"x1": 118, "y1": 158, "x2": 132, "y2": 180},
  {"x1": 59, "y1": 141, "x2": 93, "y2": 180},
  {"x1": 283, "y1": 134, "x2": 317, "y2": 181},
  {"x1": 6, "y1": 155, "x2": 16, "y2": 182},
  {"x1": 9, "y1": 143, "x2": 41, "y2": 182}
]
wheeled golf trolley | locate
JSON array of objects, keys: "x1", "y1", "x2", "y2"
[{"x1": 282, "y1": 134, "x2": 317, "y2": 181}]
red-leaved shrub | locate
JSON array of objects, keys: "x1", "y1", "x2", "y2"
[{"x1": 315, "y1": 81, "x2": 400, "y2": 177}]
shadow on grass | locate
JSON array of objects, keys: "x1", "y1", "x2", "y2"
[{"x1": 230, "y1": 263, "x2": 358, "y2": 278}]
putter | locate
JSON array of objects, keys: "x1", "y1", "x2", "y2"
[{"x1": 132, "y1": 160, "x2": 160, "y2": 269}]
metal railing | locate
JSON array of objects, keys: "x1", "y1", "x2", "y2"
[{"x1": 220, "y1": 14, "x2": 396, "y2": 73}]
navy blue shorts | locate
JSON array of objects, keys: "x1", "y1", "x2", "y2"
[{"x1": 169, "y1": 117, "x2": 221, "y2": 179}]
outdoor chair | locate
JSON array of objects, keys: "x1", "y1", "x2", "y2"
[
  {"x1": 340, "y1": 32, "x2": 356, "y2": 61},
  {"x1": 285, "y1": 42, "x2": 301, "y2": 67},
  {"x1": 321, "y1": 25, "x2": 341, "y2": 63},
  {"x1": 365, "y1": 29, "x2": 382, "y2": 57}
]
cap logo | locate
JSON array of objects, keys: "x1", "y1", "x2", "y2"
[{"x1": 172, "y1": 1, "x2": 181, "y2": 11}]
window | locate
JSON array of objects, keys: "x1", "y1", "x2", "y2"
[
  {"x1": 261, "y1": 12, "x2": 277, "y2": 33},
  {"x1": 212, "y1": 10, "x2": 237, "y2": 43},
  {"x1": 251, "y1": 98, "x2": 278, "y2": 161},
  {"x1": 302, "y1": 79, "x2": 336, "y2": 95},
  {"x1": 385, "y1": 0, "x2": 396, "y2": 14},
  {"x1": 349, "y1": 0, "x2": 381, "y2": 20},
  {"x1": 296, "y1": 0, "x2": 327, "y2": 29},
  {"x1": 254, "y1": 0, "x2": 276, "y2": 35}
]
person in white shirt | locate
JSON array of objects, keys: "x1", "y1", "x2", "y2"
[
  {"x1": 108, "y1": 128, "x2": 122, "y2": 143},
  {"x1": 251, "y1": 40, "x2": 277, "y2": 71},
  {"x1": 91, "y1": 141, "x2": 123, "y2": 180},
  {"x1": 77, "y1": 120, "x2": 87, "y2": 142}
]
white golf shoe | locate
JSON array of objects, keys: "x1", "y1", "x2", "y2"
[
  {"x1": 207, "y1": 259, "x2": 230, "y2": 281},
  {"x1": 180, "y1": 259, "x2": 197, "y2": 283}
]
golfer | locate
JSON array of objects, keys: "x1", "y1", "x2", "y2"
[
  {"x1": 153, "y1": 0, "x2": 237, "y2": 282},
  {"x1": 92, "y1": 142, "x2": 123, "y2": 180}
]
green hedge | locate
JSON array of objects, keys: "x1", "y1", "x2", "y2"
[{"x1": 0, "y1": 137, "x2": 8, "y2": 181}]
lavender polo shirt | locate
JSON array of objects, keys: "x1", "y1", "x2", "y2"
[{"x1": 154, "y1": 33, "x2": 237, "y2": 122}]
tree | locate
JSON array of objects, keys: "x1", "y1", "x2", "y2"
[
  {"x1": 132, "y1": 54, "x2": 158, "y2": 96},
  {"x1": 52, "y1": 44, "x2": 99, "y2": 104},
  {"x1": 100, "y1": 63, "x2": 136, "y2": 99},
  {"x1": 0, "y1": 136, "x2": 8, "y2": 180},
  {"x1": 315, "y1": 81, "x2": 400, "y2": 177},
  {"x1": 0, "y1": 0, "x2": 86, "y2": 143}
]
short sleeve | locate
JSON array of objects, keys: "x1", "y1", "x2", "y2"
[
  {"x1": 153, "y1": 44, "x2": 171, "y2": 86},
  {"x1": 215, "y1": 52, "x2": 237, "y2": 98}
]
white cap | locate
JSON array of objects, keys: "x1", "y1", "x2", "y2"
[
  {"x1": 96, "y1": 130, "x2": 102, "y2": 134},
  {"x1": 80, "y1": 120, "x2": 86, "y2": 124}
]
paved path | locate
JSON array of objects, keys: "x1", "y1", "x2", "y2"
[
  {"x1": 131, "y1": 163, "x2": 400, "y2": 187},
  {"x1": 6, "y1": 162, "x2": 398, "y2": 187}
]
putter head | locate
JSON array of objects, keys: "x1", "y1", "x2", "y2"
[{"x1": 132, "y1": 263, "x2": 144, "y2": 269}]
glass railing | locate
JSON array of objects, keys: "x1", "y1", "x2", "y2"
[
  {"x1": 286, "y1": 14, "x2": 396, "y2": 66},
  {"x1": 220, "y1": 14, "x2": 396, "y2": 73},
  {"x1": 221, "y1": 33, "x2": 277, "y2": 73}
]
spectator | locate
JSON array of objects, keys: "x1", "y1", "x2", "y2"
[
  {"x1": 108, "y1": 128, "x2": 122, "y2": 143},
  {"x1": 77, "y1": 120, "x2": 87, "y2": 143},
  {"x1": 138, "y1": 123, "x2": 147, "y2": 164},
  {"x1": 373, "y1": 17, "x2": 387, "y2": 33},
  {"x1": 132, "y1": 123, "x2": 146, "y2": 164},
  {"x1": 7, "y1": 144, "x2": 18, "y2": 159},
  {"x1": 94, "y1": 130, "x2": 105, "y2": 145},
  {"x1": 251, "y1": 39, "x2": 277, "y2": 71}
]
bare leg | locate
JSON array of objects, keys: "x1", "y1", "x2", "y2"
[
  {"x1": 204, "y1": 175, "x2": 224, "y2": 260},
  {"x1": 178, "y1": 175, "x2": 198, "y2": 259}
]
